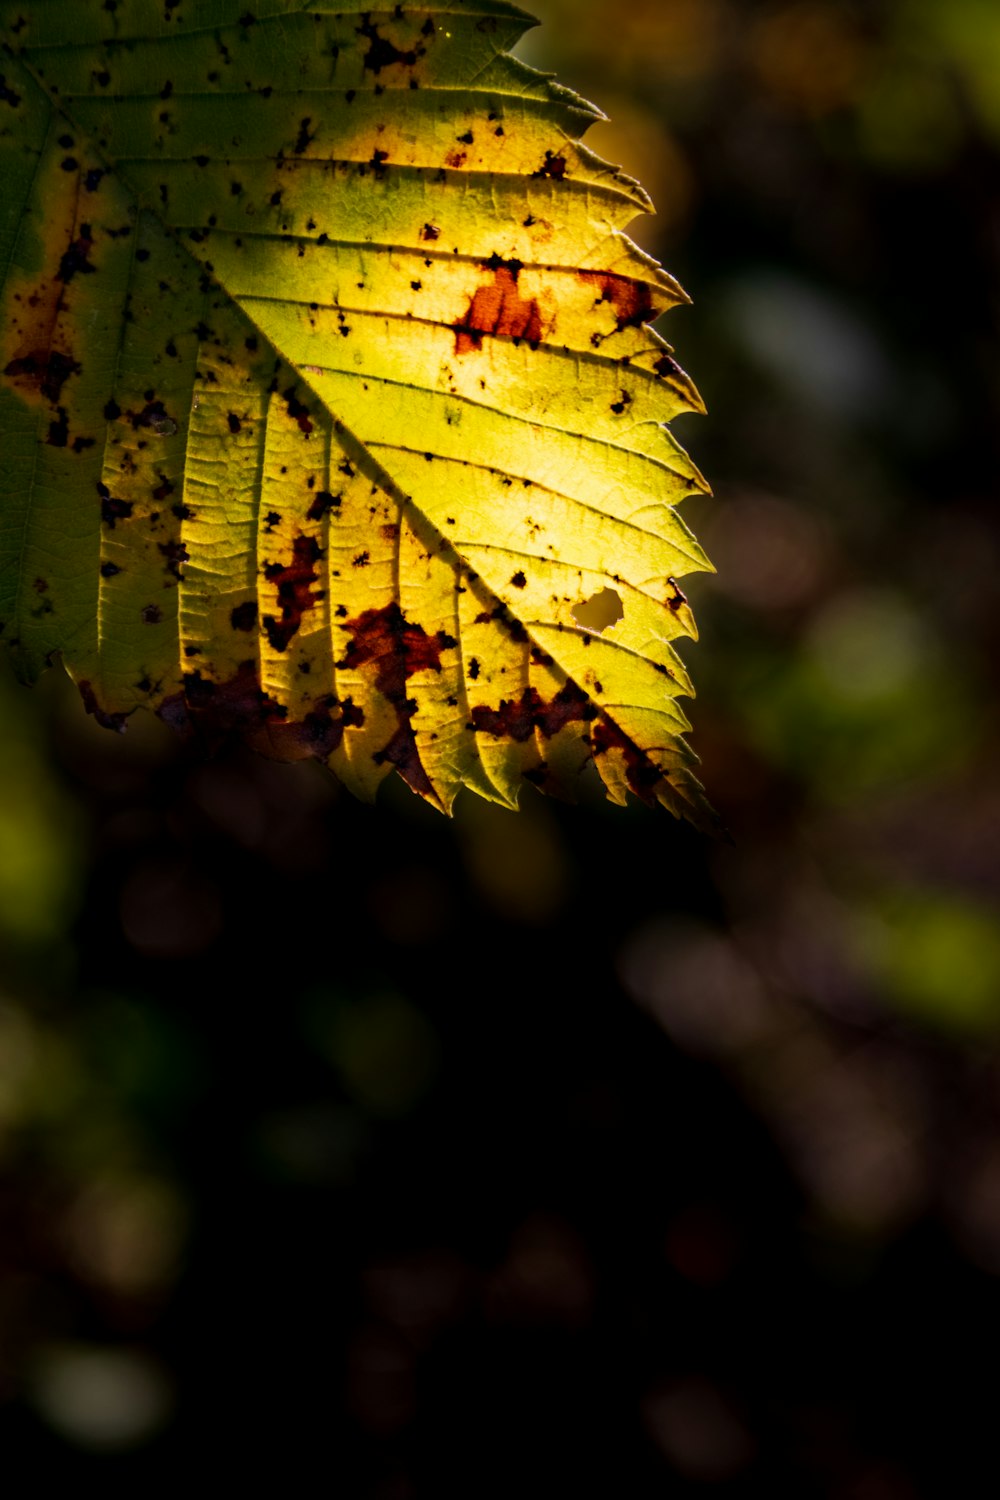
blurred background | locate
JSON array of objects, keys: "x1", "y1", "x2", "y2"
[{"x1": 2, "y1": 0, "x2": 1000, "y2": 1491}]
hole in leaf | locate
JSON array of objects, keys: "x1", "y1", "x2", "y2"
[{"x1": 571, "y1": 587, "x2": 623, "y2": 633}]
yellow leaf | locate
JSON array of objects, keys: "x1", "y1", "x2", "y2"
[{"x1": 0, "y1": 0, "x2": 714, "y2": 825}]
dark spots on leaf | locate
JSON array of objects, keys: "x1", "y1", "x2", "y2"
[
  {"x1": 510, "y1": 570, "x2": 527, "y2": 589},
  {"x1": 129, "y1": 399, "x2": 178, "y2": 436},
  {"x1": 152, "y1": 475, "x2": 175, "y2": 501},
  {"x1": 104, "y1": 398, "x2": 122, "y2": 421},
  {"x1": 373, "y1": 723, "x2": 435, "y2": 798},
  {"x1": 33, "y1": 577, "x2": 48, "y2": 594},
  {"x1": 370, "y1": 148, "x2": 389, "y2": 179},
  {"x1": 610, "y1": 391, "x2": 631, "y2": 414},
  {"x1": 444, "y1": 149, "x2": 467, "y2": 169},
  {"x1": 46, "y1": 408, "x2": 69, "y2": 446},
  {"x1": 99, "y1": 483, "x2": 133, "y2": 527},
  {"x1": 93, "y1": 69, "x2": 111, "y2": 89},
  {"x1": 141, "y1": 603, "x2": 163, "y2": 624},
  {"x1": 655, "y1": 354, "x2": 682, "y2": 378},
  {"x1": 470, "y1": 681, "x2": 596, "y2": 743},
  {"x1": 262, "y1": 534, "x2": 321, "y2": 651},
  {"x1": 72, "y1": 435, "x2": 95, "y2": 453},
  {"x1": 245, "y1": 336, "x2": 259, "y2": 352},
  {"x1": 411, "y1": 280, "x2": 422, "y2": 292},
  {"x1": 194, "y1": 154, "x2": 210, "y2": 167},
  {"x1": 172, "y1": 502, "x2": 194, "y2": 521},
  {"x1": 341, "y1": 602, "x2": 445, "y2": 700},
  {"x1": 358, "y1": 19, "x2": 420, "y2": 75},
  {"x1": 84, "y1": 167, "x2": 104, "y2": 192},
  {"x1": 421, "y1": 223, "x2": 440, "y2": 242},
  {"x1": 307, "y1": 489, "x2": 339, "y2": 521},
  {"x1": 581, "y1": 271, "x2": 655, "y2": 332},
  {"x1": 294, "y1": 117, "x2": 314, "y2": 154},
  {"x1": 160, "y1": 79, "x2": 173, "y2": 99},
  {"x1": 258, "y1": 85, "x2": 273, "y2": 98},
  {"x1": 165, "y1": 338, "x2": 178, "y2": 358},
  {"x1": 78, "y1": 680, "x2": 127, "y2": 732},
  {"x1": 264, "y1": 511, "x2": 281, "y2": 532},
  {"x1": 230, "y1": 601, "x2": 258, "y2": 631},
  {"x1": 533, "y1": 150, "x2": 567, "y2": 180},
  {"x1": 136, "y1": 247, "x2": 150, "y2": 261},
  {"x1": 4, "y1": 349, "x2": 80, "y2": 404},
  {"x1": 230, "y1": 181, "x2": 243, "y2": 195},
  {"x1": 158, "y1": 539, "x2": 188, "y2": 579},
  {"x1": 238, "y1": 11, "x2": 255, "y2": 26},
  {"x1": 59, "y1": 155, "x2": 78, "y2": 172},
  {"x1": 0, "y1": 75, "x2": 22, "y2": 109},
  {"x1": 468, "y1": 657, "x2": 480, "y2": 680},
  {"x1": 352, "y1": 550, "x2": 370, "y2": 568},
  {"x1": 591, "y1": 719, "x2": 662, "y2": 803},
  {"x1": 282, "y1": 386, "x2": 313, "y2": 434},
  {"x1": 100, "y1": 561, "x2": 121, "y2": 579},
  {"x1": 57, "y1": 224, "x2": 96, "y2": 284},
  {"x1": 454, "y1": 264, "x2": 543, "y2": 355},
  {"x1": 227, "y1": 411, "x2": 242, "y2": 434},
  {"x1": 269, "y1": 189, "x2": 283, "y2": 206},
  {"x1": 666, "y1": 577, "x2": 688, "y2": 612},
  {"x1": 58, "y1": 133, "x2": 74, "y2": 149}
]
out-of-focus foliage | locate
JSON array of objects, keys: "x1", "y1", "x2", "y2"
[{"x1": 2, "y1": 0, "x2": 1000, "y2": 1491}]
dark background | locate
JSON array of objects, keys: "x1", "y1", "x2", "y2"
[{"x1": 2, "y1": 0, "x2": 999, "y2": 1491}]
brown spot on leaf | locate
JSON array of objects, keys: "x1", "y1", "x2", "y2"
[
  {"x1": 46, "y1": 408, "x2": 69, "y2": 446},
  {"x1": 158, "y1": 539, "x2": 188, "y2": 579},
  {"x1": 666, "y1": 577, "x2": 688, "y2": 611},
  {"x1": 358, "y1": 18, "x2": 421, "y2": 74},
  {"x1": 580, "y1": 271, "x2": 655, "y2": 332},
  {"x1": 282, "y1": 386, "x2": 313, "y2": 435},
  {"x1": 230, "y1": 600, "x2": 258, "y2": 631},
  {"x1": 78, "y1": 680, "x2": 127, "y2": 732},
  {"x1": 533, "y1": 151, "x2": 567, "y2": 180},
  {"x1": 307, "y1": 489, "x2": 338, "y2": 521},
  {"x1": 0, "y1": 75, "x2": 22, "y2": 108},
  {"x1": 98, "y1": 482, "x2": 134, "y2": 527},
  {"x1": 470, "y1": 681, "x2": 596, "y2": 742},
  {"x1": 262, "y1": 534, "x2": 321, "y2": 651},
  {"x1": 57, "y1": 224, "x2": 96, "y2": 284},
  {"x1": 4, "y1": 348, "x2": 80, "y2": 403},
  {"x1": 340, "y1": 603, "x2": 445, "y2": 699},
  {"x1": 421, "y1": 222, "x2": 440, "y2": 242},
  {"x1": 372, "y1": 723, "x2": 435, "y2": 799},
  {"x1": 454, "y1": 264, "x2": 543, "y2": 354},
  {"x1": 591, "y1": 719, "x2": 663, "y2": 803}
]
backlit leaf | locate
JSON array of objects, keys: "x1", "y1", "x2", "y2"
[{"x1": 0, "y1": 0, "x2": 714, "y2": 823}]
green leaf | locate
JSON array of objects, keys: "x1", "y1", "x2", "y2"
[{"x1": 0, "y1": 0, "x2": 714, "y2": 823}]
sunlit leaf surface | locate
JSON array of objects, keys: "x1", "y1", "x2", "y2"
[{"x1": 0, "y1": 0, "x2": 712, "y2": 821}]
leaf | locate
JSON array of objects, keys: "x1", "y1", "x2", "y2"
[{"x1": 0, "y1": 0, "x2": 714, "y2": 824}]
